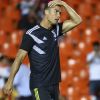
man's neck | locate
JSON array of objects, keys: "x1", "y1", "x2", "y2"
[{"x1": 40, "y1": 17, "x2": 52, "y2": 30}]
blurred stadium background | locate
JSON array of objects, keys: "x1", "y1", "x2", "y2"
[{"x1": 0, "y1": 0, "x2": 100, "y2": 100}]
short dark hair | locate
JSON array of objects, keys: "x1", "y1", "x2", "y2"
[
  {"x1": 44, "y1": 3, "x2": 49, "y2": 10},
  {"x1": 93, "y1": 41, "x2": 100, "y2": 47},
  {"x1": 0, "y1": 54, "x2": 4, "y2": 61},
  {"x1": 44, "y1": 3, "x2": 61, "y2": 10}
]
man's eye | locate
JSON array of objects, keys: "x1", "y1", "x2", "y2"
[{"x1": 56, "y1": 10, "x2": 58, "y2": 13}]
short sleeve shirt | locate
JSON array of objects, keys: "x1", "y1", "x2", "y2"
[{"x1": 20, "y1": 23, "x2": 63, "y2": 88}]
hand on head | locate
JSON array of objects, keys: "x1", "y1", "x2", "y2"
[{"x1": 48, "y1": 0, "x2": 66, "y2": 8}]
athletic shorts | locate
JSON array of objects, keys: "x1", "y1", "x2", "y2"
[{"x1": 30, "y1": 84, "x2": 59, "y2": 100}]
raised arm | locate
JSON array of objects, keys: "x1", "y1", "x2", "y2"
[
  {"x1": 3, "y1": 49, "x2": 27, "y2": 95},
  {"x1": 48, "y1": 0, "x2": 82, "y2": 33},
  {"x1": 61, "y1": 1, "x2": 82, "y2": 33}
]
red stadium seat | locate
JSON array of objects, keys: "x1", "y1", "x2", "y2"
[
  {"x1": 61, "y1": 7, "x2": 69, "y2": 22},
  {"x1": 72, "y1": 48, "x2": 87, "y2": 63},
  {"x1": 59, "y1": 38, "x2": 74, "y2": 57},
  {"x1": 95, "y1": 3, "x2": 100, "y2": 15},
  {"x1": 80, "y1": 95, "x2": 90, "y2": 100},
  {"x1": 84, "y1": 0, "x2": 99, "y2": 5},
  {"x1": 0, "y1": 18, "x2": 14, "y2": 33},
  {"x1": 78, "y1": 3, "x2": 93, "y2": 18},
  {"x1": 77, "y1": 41, "x2": 93, "y2": 54},
  {"x1": 90, "y1": 15, "x2": 100, "y2": 30},
  {"x1": 67, "y1": 28, "x2": 81, "y2": 43},
  {"x1": 60, "y1": 81, "x2": 68, "y2": 96},
  {"x1": 77, "y1": 21, "x2": 87, "y2": 31},
  {"x1": 66, "y1": 0, "x2": 82, "y2": 7},
  {"x1": 11, "y1": 0, "x2": 21, "y2": 7},
  {"x1": 10, "y1": 30, "x2": 24, "y2": 46},
  {"x1": 1, "y1": 42, "x2": 18, "y2": 58},
  {"x1": 66, "y1": 86, "x2": 81, "y2": 100},
  {"x1": 60, "y1": 54, "x2": 69, "y2": 71},
  {"x1": 0, "y1": 1, "x2": 7, "y2": 10},
  {"x1": 0, "y1": 30, "x2": 7, "y2": 46},
  {"x1": 5, "y1": 6, "x2": 21, "y2": 21},
  {"x1": 82, "y1": 28, "x2": 99, "y2": 44}
]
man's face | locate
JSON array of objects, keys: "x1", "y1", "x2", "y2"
[
  {"x1": 46, "y1": 5, "x2": 61, "y2": 24},
  {"x1": 94, "y1": 45, "x2": 100, "y2": 52}
]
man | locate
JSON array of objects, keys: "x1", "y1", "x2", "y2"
[
  {"x1": 87, "y1": 42, "x2": 100, "y2": 100},
  {"x1": 3, "y1": 0, "x2": 82, "y2": 100}
]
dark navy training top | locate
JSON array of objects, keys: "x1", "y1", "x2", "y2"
[{"x1": 20, "y1": 23, "x2": 63, "y2": 89}]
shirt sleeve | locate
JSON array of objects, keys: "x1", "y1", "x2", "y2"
[{"x1": 20, "y1": 33, "x2": 35, "y2": 53}]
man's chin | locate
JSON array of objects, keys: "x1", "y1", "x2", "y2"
[
  {"x1": 52, "y1": 21, "x2": 58, "y2": 25},
  {"x1": 49, "y1": 20, "x2": 58, "y2": 25}
]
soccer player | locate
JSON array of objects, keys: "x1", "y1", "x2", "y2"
[{"x1": 3, "y1": 0, "x2": 82, "y2": 100}]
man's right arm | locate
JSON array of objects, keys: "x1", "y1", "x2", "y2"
[
  {"x1": 8, "y1": 49, "x2": 27, "y2": 83},
  {"x1": 3, "y1": 27, "x2": 35, "y2": 95},
  {"x1": 3, "y1": 49, "x2": 27, "y2": 95}
]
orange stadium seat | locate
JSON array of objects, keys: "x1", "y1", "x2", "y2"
[
  {"x1": 78, "y1": 3, "x2": 93, "y2": 18},
  {"x1": 80, "y1": 95, "x2": 90, "y2": 100},
  {"x1": 60, "y1": 55, "x2": 69, "y2": 71},
  {"x1": 90, "y1": 15, "x2": 100, "y2": 30},
  {"x1": 5, "y1": 6, "x2": 21, "y2": 21},
  {"x1": 0, "y1": 30, "x2": 7, "y2": 46},
  {"x1": 11, "y1": 0, "x2": 21, "y2": 6},
  {"x1": 67, "y1": 28, "x2": 81, "y2": 43},
  {"x1": 84, "y1": 0, "x2": 99, "y2": 5},
  {"x1": 65, "y1": 0, "x2": 81, "y2": 7},
  {"x1": 0, "y1": 18, "x2": 14, "y2": 33},
  {"x1": 61, "y1": 10, "x2": 69, "y2": 22},
  {"x1": 0, "y1": 2, "x2": 7, "y2": 9},
  {"x1": 60, "y1": 81, "x2": 68, "y2": 96},
  {"x1": 95, "y1": 3, "x2": 100, "y2": 15},
  {"x1": 1, "y1": 42, "x2": 18, "y2": 58},
  {"x1": 60, "y1": 70, "x2": 74, "y2": 96},
  {"x1": 77, "y1": 41, "x2": 93, "y2": 54},
  {"x1": 59, "y1": 39, "x2": 74, "y2": 57},
  {"x1": 70, "y1": 63, "x2": 86, "y2": 74},
  {"x1": 66, "y1": 86, "x2": 81, "y2": 100},
  {"x1": 10, "y1": 30, "x2": 24, "y2": 46},
  {"x1": 82, "y1": 28, "x2": 99, "y2": 43},
  {"x1": 72, "y1": 47, "x2": 87, "y2": 63},
  {"x1": 77, "y1": 21, "x2": 87, "y2": 31}
]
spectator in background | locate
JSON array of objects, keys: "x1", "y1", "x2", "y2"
[
  {"x1": 18, "y1": 0, "x2": 40, "y2": 32},
  {"x1": 18, "y1": 9, "x2": 38, "y2": 31},
  {"x1": 19, "y1": 0, "x2": 35, "y2": 17},
  {"x1": 37, "y1": 0, "x2": 51, "y2": 22},
  {"x1": 0, "y1": 55, "x2": 32, "y2": 100},
  {"x1": 87, "y1": 41, "x2": 100, "y2": 100},
  {"x1": 8, "y1": 59, "x2": 33, "y2": 100},
  {"x1": 0, "y1": 55, "x2": 10, "y2": 100}
]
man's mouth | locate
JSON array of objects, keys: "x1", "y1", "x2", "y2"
[{"x1": 55, "y1": 19, "x2": 59, "y2": 22}]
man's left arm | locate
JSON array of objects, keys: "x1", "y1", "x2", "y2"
[{"x1": 61, "y1": 1, "x2": 82, "y2": 33}]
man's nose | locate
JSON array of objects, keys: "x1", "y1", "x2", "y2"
[
  {"x1": 57, "y1": 13, "x2": 61, "y2": 19},
  {"x1": 57, "y1": 14, "x2": 60, "y2": 18}
]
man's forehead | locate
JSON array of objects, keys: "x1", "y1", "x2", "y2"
[{"x1": 51, "y1": 5, "x2": 61, "y2": 11}]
